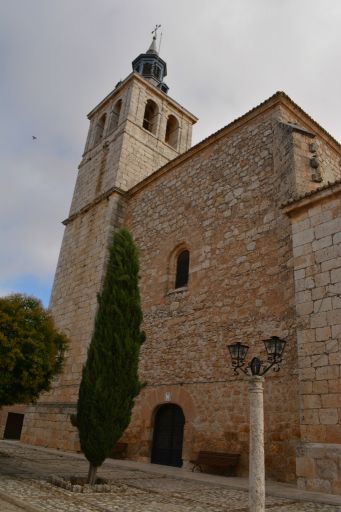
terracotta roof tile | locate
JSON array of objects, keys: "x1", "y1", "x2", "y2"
[
  {"x1": 128, "y1": 90, "x2": 340, "y2": 196},
  {"x1": 282, "y1": 178, "x2": 341, "y2": 208}
]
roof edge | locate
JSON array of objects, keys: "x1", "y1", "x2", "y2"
[
  {"x1": 87, "y1": 72, "x2": 198, "y2": 122},
  {"x1": 277, "y1": 93, "x2": 340, "y2": 152},
  {"x1": 282, "y1": 179, "x2": 341, "y2": 215},
  {"x1": 127, "y1": 91, "x2": 340, "y2": 198},
  {"x1": 63, "y1": 186, "x2": 126, "y2": 226}
]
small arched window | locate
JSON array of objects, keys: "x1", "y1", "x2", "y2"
[
  {"x1": 93, "y1": 113, "x2": 107, "y2": 145},
  {"x1": 175, "y1": 250, "x2": 190, "y2": 289},
  {"x1": 143, "y1": 63, "x2": 152, "y2": 75},
  {"x1": 165, "y1": 115, "x2": 179, "y2": 149},
  {"x1": 108, "y1": 99, "x2": 122, "y2": 132},
  {"x1": 154, "y1": 65, "x2": 161, "y2": 79},
  {"x1": 143, "y1": 99, "x2": 158, "y2": 134}
]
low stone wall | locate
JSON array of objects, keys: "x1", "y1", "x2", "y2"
[
  {"x1": 297, "y1": 442, "x2": 341, "y2": 494},
  {"x1": 21, "y1": 404, "x2": 80, "y2": 452}
]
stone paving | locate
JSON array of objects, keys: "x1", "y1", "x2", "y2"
[
  {"x1": 0, "y1": 441, "x2": 340, "y2": 512},
  {"x1": 0, "y1": 498, "x2": 26, "y2": 512}
]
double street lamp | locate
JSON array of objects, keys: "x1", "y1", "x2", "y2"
[{"x1": 228, "y1": 336, "x2": 286, "y2": 512}]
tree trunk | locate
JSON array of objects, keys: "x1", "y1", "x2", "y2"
[{"x1": 87, "y1": 463, "x2": 97, "y2": 485}]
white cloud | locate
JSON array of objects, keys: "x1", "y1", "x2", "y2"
[{"x1": 1, "y1": 0, "x2": 341, "y2": 301}]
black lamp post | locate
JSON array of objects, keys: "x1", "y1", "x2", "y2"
[
  {"x1": 227, "y1": 336, "x2": 286, "y2": 512},
  {"x1": 228, "y1": 336, "x2": 286, "y2": 376}
]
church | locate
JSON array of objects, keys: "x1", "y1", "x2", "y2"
[{"x1": 2, "y1": 32, "x2": 341, "y2": 494}]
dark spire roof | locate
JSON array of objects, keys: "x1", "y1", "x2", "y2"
[
  {"x1": 132, "y1": 33, "x2": 169, "y2": 94},
  {"x1": 146, "y1": 34, "x2": 158, "y2": 55}
]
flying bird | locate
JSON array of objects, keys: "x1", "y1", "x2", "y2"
[{"x1": 32, "y1": 136, "x2": 37, "y2": 140}]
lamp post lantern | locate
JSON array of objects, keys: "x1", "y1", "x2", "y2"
[{"x1": 228, "y1": 336, "x2": 286, "y2": 512}]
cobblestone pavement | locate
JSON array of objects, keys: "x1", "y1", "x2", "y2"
[
  {"x1": 0, "y1": 497, "x2": 26, "y2": 512},
  {"x1": 0, "y1": 442, "x2": 340, "y2": 512}
]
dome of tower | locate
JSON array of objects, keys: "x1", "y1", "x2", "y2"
[{"x1": 132, "y1": 32, "x2": 169, "y2": 94}]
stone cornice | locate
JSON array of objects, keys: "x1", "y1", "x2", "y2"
[
  {"x1": 127, "y1": 91, "x2": 340, "y2": 199},
  {"x1": 87, "y1": 72, "x2": 198, "y2": 123},
  {"x1": 27, "y1": 402, "x2": 76, "y2": 409},
  {"x1": 62, "y1": 187, "x2": 126, "y2": 226},
  {"x1": 279, "y1": 121, "x2": 316, "y2": 138},
  {"x1": 282, "y1": 180, "x2": 341, "y2": 217},
  {"x1": 277, "y1": 95, "x2": 340, "y2": 154}
]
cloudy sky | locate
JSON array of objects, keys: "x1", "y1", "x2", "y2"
[{"x1": 1, "y1": 0, "x2": 341, "y2": 307}]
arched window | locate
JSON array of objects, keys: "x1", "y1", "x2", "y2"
[
  {"x1": 175, "y1": 250, "x2": 190, "y2": 289},
  {"x1": 93, "y1": 113, "x2": 107, "y2": 145},
  {"x1": 143, "y1": 99, "x2": 158, "y2": 134},
  {"x1": 143, "y1": 63, "x2": 152, "y2": 75},
  {"x1": 154, "y1": 65, "x2": 161, "y2": 79},
  {"x1": 108, "y1": 100, "x2": 122, "y2": 132},
  {"x1": 165, "y1": 115, "x2": 179, "y2": 149}
]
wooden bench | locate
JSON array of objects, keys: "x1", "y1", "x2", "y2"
[
  {"x1": 190, "y1": 451, "x2": 240, "y2": 475},
  {"x1": 110, "y1": 442, "x2": 128, "y2": 459}
]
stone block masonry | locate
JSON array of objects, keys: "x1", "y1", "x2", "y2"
[
  {"x1": 124, "y1": 103, "x2": 305, "y2": 482},
  {"x1": 19, "y1": 73, "x2": 196, "y2": 452},
  {"x1": 121, "y1": 94, "x2": 341, "y2": 487},
  {"x1": 284, "y1": 181, "x2": 341, "y2": 494},
  {"x1": 20, "y1": 192, "x2": 126, "y2": 448},
  {"x1": 8, "y1": 83, "x2": 341, "y2": 496}
]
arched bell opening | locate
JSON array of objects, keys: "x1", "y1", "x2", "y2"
[
  {"x1": 108, "y1": 99, "x2": 122, "y2": 132},
  {"x1": 165, "y1": 114, "x2": 179, "y2": 149},
  {"x1": 143, "y1": 99, "x2": 159, "y2": 134},
  {"x1": 93, "y1": 113, "x2": 107, "y2": 146}
]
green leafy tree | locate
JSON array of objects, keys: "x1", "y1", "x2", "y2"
[
  {"x1": 0, "y1": 294, "x2": 67, "y2": 407},
  {"x1": 72, "y1": 229, "x2": 145, "y2": 484}
]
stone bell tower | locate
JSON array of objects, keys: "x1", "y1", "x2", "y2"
[{"x1": 21, "y1": 32, "x2": 197, "y2": 450}]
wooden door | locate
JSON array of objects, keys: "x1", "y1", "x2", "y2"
[
  {"x1": 151, "y1": 404, "x2": 185, "y2": 467},
  {"x1": 4, "y1": 413, "x2": 24, "y2": 440}
]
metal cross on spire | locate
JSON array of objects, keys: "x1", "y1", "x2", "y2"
[
  {"x1": 151, "y1": 24, "x2": 161, "y2": 39},
  {"x1": 147, "y1": 25, "x2": 162, "y2": 54}
]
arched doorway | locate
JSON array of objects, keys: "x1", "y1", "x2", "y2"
[{"x1": 151, "y1": 404, "x2": 185, "y2": 467}]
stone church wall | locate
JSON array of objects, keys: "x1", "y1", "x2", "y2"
[
  {"x1": 16, "y1": 74, "x2": 196, "y2": 452},
  {"x1": 273, "y1": 105, "x2": 341, "y2": 205},
  {"x1": 70, "y1": 75, "x2": 194, "y2": 215},
  {"x1": 20, "y1": 192, "x2": 125, "y2": 450},
  {"x1": 284, "y1": 183, "x2": 341, "y2": 494},
  {"x1": 18, "y1": 74, "x2": 196, "y2": 451},
  {"x1": 70, "y1": 131, "x2": 125, "y2": 215},
  {"x1": 123, "y1": 107, "x2": 300, "y2": 481},
  {"x1": 6, "y1": 85, "x2": 340, "y2": 492}
]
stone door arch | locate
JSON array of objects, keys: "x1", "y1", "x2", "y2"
[{"x1": 151, "y1": 403, "x2": 185, "y2": 467}]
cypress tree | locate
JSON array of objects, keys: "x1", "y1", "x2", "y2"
[{"x1": 72, "y1": 228, "x2": 145, "y2": 484}]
